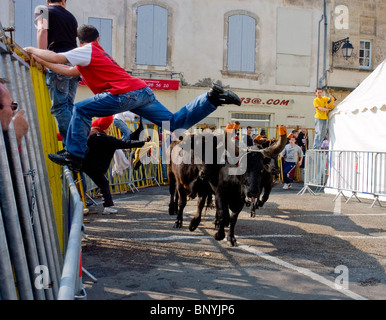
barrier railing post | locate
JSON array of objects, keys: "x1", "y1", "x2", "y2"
[
  {"x1": 57, "y1": 167, "x2": 85, "y2": 300},
  {"x1": 0, "y1": 126, "x2": 34, "y2": 300},
  {"x1": 0, "y1": 207, "x2": 18, "y2": 300}
]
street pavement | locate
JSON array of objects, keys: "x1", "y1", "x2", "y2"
[{"x1": 81, "y1": 182, "x2": 386, "y2": 301}]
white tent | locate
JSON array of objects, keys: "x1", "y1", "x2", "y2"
[
  {"x1": 326, "y1": 60, "x2": 386, "y2": 203},
  {"x1": 329, "y1": 59, "x2": 386, "y2": 152}
]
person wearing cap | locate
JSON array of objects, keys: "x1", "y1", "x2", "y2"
[
  {"x1": 81, "y1": 116, "x2": 145, "y2": 214},
  {"x1": 25, "y1": 24, "x2": 241, "y2": 171}
]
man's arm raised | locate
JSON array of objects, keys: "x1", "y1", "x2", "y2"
[
  {"x1": 24, "y1": 47, "x2": 69, "y2": 64},
  {"x1": 30, "y1": 53, "x2": 80, "y2": 78}
]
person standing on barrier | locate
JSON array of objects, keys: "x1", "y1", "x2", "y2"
[
  {"x1": 0, "y1": 80, "x2": 29, "y2": 148},
  {"x1": 81, "y1": 116, "x2": 146, "y2": 215},
  {"x1": 312, "y1": 88, "x2": 336, "y2": 150},
  {"x1": 36, "y1": 0, "x2": 79, "y2": 148},
  {"x1": 280, "y1": 136, "x2": 304, "y2": 190},
  {"x1": 24, "y1": 24, "x2": 241, "y2": 172}
]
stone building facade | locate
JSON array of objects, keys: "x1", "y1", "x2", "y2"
[{"x1": 327, "y1": 0, "x2": 386, "y2": 100}]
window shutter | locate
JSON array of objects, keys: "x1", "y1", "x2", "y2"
[
  {"x1": 228, "y1": 15, "x2": 243, "y2": 71},
  {"x1": 88, "y1": 17, "x2": 113, "y2": 56},
  {"x1": 14, "y1": 0, "x2": 46, "y2": 47},
  {"x1": 228, "y1": 14, "x2": 256, "y2": 72},
  {"x1": 136, "y1": 5, "x2": 168, "y2": 66}
]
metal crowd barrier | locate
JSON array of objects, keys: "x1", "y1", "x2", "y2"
[
  {"x1": 57, "y1": 167, "x2": 85, "y2": 300},
  {"x1": 0, "y1": 36, "x2": 62, "y2": 299},
  {"x1": 0, "y1": 21, "x2": 87, "y2": 300},
  {"x1": 299, "y1": 149, "x2": 386, "y2": 208}
]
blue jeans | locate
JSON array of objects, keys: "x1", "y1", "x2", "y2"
[
  {"x1": 113, "y1": 118, "x2": 132, "y2": 141},
  {"x1": 46, "y1": 70, "x2": 79, "y2": 146},
  {"x1": 283, "y1": 161, "x2": 297, "y2": 184},
  {"x1": 66, "y1": 86, "x2": 217, "y2": 158},
  {"x1": 313, "y1": 118, "x2": 327, "y2": 149}
]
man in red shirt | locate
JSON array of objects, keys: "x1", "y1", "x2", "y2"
[{"x1": 26, "y1": 25, "x2": 241, "y2": 171}]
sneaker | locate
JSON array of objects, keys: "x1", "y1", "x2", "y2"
[
  {"x1": 208, "y1": 84, "x2": 242, "y2": 107},
  {"x1": 48, "y1": 152, "x2": 83, "y2": 172},
  {"x1": 288, "y1": 184, "x2": 292, "y2": 189},
  {"x1": 103, "y1": 207, "x2": 118, "y2": 215},
  {"x1": 283, "y1": 183, "x2": 289, "y2": 190}
]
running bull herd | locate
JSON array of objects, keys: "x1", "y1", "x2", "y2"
[{"x1": 165, "y1": 124, "x2": 289, "y2": 247}]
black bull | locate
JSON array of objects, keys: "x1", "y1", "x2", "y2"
[{"x1": 167, "y1": 126, "x2": 288, "y2": 246}]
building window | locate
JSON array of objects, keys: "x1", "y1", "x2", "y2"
[
  {"x1": 88, "y1": 17, "x2": 113, "y2": 56},
  {"x1": 14, "y1": 0, "x2": 46, "y2": 47},
  {"x1": 227, "y1": 14, "x2": 256, "y2": 73},
  {"x1": 359, "y1": 40, "x2": 372, "y2": 69},
  {"x1": 136, "y1": 5, "x2": 168, "y2": 66},
  {"x1": 231, "y1": 113, "x2": 270, "y2": 127}
]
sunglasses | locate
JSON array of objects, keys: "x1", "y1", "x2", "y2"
[{"x1": 0, "y1": 101, "x2": 18, "y2": 111}]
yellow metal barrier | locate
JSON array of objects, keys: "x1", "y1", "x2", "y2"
[{"x1": 29, "y1": 63, "x2": 64, "y2": 249}]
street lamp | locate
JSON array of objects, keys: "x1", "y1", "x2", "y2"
[{"x1": 332, "y1": 37, "x2": 354, "y2": 59}]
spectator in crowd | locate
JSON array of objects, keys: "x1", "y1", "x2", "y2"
[
  {"x1": 246, "y1": 126, "x2": 254, "y2": 147},
  {"x1": 0, "y1": 79, "x2": 29, "y2": 147},
  {"x1": 296, "y1": 128, "x2": 309, "y2": 169},
  {"x1": 280, "y1": 136, "x2": 304, "y2": 189},
  {"x1": 321, "y1": 133, "x2": 329, "y2": 150},
  {"x1": 25, "y1": 25, "x2": 241, "y2": 171},
  {"x1": 113, "y1": 111, "x2": 136, "y2": 142},
  {"x1": 81, "y1": 116, "x2": 146, "y2": 214},
  {"x1": 291, "y1": 129, "x2": 299, "y2": 141},
  {"x1": 296, "y1": 128, "x2": 308, "y2": 151},
  {"x1": 313, "y1": 88, "x2": 336, "y2": 149},
  {"x1": 36, "y1": 0, "x2": 79, "y2": 147}
]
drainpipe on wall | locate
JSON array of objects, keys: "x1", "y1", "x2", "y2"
[
  {"x1": 318, "y1": 0, "x2": 328, "y2": 89},
  {"x1": 317, "y1": 13, "x2": 324, "y2": 88},
  {"x1": 124, "y1": 0, "x2": 128, "y2": 69}
]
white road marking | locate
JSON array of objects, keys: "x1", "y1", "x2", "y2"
[
  {"x1": 334, "y1": 195, "x2": 342, "y2": 215},
  {"x1": 237, "y1": 242, "x2": 367, "y2": 301},
  {"x1": 92, "y1": 233, "x2": 386, "y2": 242}
]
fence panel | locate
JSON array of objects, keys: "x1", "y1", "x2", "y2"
[
  {"x1": 299, "y1": 149, "x2": 386, "y2": 208},
  {"x1": 1, "y1": 22, "x2": 63, "y2": 299}
]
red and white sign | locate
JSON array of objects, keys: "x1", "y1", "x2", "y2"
[{"x1": 142, "y1": 79, "x2": 180, "y2": 91}]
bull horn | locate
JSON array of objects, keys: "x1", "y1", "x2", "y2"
[{"x1": 261, "y1": 125, "x2": 287, "y2": 158}]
